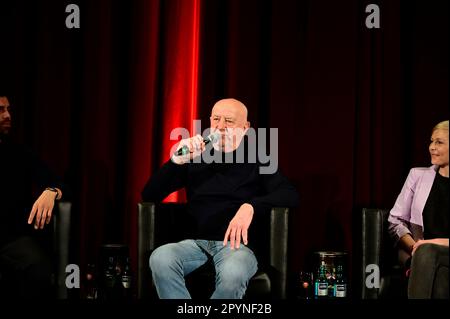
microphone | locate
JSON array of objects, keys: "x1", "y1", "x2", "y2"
[{"x1": 174, "y1": 132, "x2": 220, "y2": 156}]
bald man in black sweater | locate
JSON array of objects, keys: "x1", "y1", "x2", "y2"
[{"x1": 143, "y1": 98, "x2": 298, "y2": 299}]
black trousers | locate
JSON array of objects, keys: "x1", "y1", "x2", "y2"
[
  {"x1": 0, "y1": 236, "x2": 53, "y2": 299},
  {"x1": 408, "y1": 243, "x2": 449, "y2": 299}
]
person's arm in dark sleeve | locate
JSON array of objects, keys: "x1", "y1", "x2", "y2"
[
  {"x1": 30, "y1": 149, "x2": 68, "y2": 200},
  {"x1": 247, "y1": 170, "x2": 299, "y2": 214},
  {"x1": 224, "y1": 169, "x2": 299, "y2": 249},
  {"x1": 141, "y1": 159, "x2": 188, "y2": 202},
  {"x1": 27, "y1": 148, "x2": 70, "y2": 229}
]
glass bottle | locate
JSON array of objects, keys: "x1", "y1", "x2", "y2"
[
  {"x1": 298, "y1": 271, "x2": 313, "y2": 299},
  {"x1": 314, "y1": 260, "x2": 328, "y2": 298},
  {"x1": 327, "y1": 265, "x2": 336, "y2": 297},
  {"x1": 121, "y1": 257, "x2": 132, "y2": 299},
  {"x1": 333, "y1": 264, "x2": 347, "y2": 298},
  {"x1": 85, "y1": 263, "x2": 98, "y2": 300},
  {"x1": 103, "y1": 256, "x2": 116, "y2": 300}
]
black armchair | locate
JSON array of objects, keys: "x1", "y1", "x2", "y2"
[
  {"x1": 0, "y1": 201, "x2": 71, "y2": 299},
  {"x1": 53, "y1": 201, "x2": 72, "y2": 299},
  {"x1": 137, "y1": 202, "x2": 290, "y2": 299},
  {"x1": 361, "y1": 208, "x2": 407, "y2": 299}
]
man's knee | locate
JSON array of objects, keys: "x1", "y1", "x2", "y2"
[
  {"x1": 149, "y1": 244, "x2": 179, "y2": 272},
  {"x1": 16, "y1": 248, "x2": 52, "y2": 284},
  {"x1": 220, "y1": 253, "x2": 258, "y2": 285},
  {"x1": 26, "y1": 260, "x2": 52, "y2": 281}
]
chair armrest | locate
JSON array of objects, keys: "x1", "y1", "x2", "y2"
[
  {"x1": 361, "y1": 207, "x2": 388, "y2": 299},
  {"x1": 270, "y1": 207, "x2": 289, "y2": 299},
  {"x1": 53, "y1": 201, "x2": 72, "y2": 299},
  {"x1": 137, "y1": 202, "x2": 156, "y2": 299}
]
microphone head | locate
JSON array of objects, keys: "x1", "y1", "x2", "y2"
[{"x1": 207, "y1": 132, "x2": 221, "y2": 144}]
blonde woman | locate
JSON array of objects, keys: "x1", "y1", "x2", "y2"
[{"x1": 388, "y1": 120, "x2": 449, "y2": 298}]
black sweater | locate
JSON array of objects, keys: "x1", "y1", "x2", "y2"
[
  {"x1": 423, "y1": 173, "x2": 449, "y2": 239},
  {"x1": 142, "y1": 140, "x2": 299, "y2": 241},
  {"x1": 0, "y1": 141, "x2": 65, "y2": 246}
]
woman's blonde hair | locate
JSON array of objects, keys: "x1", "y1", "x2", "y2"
[{"x1": 432, "y1": 120, "x2": 449, "y2": 133}]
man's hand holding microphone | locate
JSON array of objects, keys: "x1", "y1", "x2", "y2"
[{"x1": 171, "y1": 132, "x2": 220, "y2": 165}]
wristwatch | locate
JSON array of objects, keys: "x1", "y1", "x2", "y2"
[{"x1": 45, "y1": 187, "x2": 59, "y2": 200}]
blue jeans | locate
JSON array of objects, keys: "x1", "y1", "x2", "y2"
[{"x1": 149, "y1": 239, "x2": 258, "y2": 299}]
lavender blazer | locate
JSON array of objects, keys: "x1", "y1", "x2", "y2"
[{"x1": 388, "y1": 165, "x2": 439, "y2": 243}]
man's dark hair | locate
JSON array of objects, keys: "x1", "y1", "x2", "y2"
[{"x1": 0, "y1": 89, "x2": 10, "y2": 99}]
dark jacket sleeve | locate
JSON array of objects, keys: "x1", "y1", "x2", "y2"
[
  {"x1": 29, "y1": 147, "x2": 70, "y2": 200},
  {"x1": 141, "y1": 159, "x2": 188, "y2": 202},
  {"x1": 247, "y1": 169, "x2": 299, "y2": 214}
]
